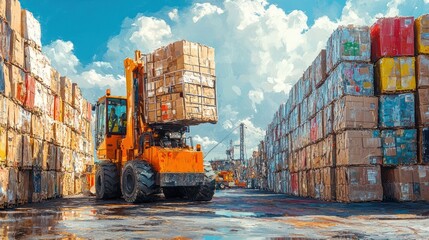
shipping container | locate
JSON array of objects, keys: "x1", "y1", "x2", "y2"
[
  {"x1": 370, "y1": 17, "x2": 414, "y2": 62},
  {"x1": 381, "y1": 129, "x2": 417, "y2": 165},
  {"x1": 375, "y1": 57, "x2": 416, "y2": 93},
  {"x1": 379, "y1": 93, "x2": 415, "y2": 128}
]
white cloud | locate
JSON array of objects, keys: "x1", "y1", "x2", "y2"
[
  {"x1": 43, "y1": 40, "x2": 78, "y2": 75},
  {"x1": 248, "y1": 89, "x2": 264, "y2": 111},
  {"x1": 193, "y1": 135, "x2": 218, "y2": 148},
  {"x1": 168, "y1": 9, "x2": 179, "y2": 21},
  {"x1": 192, "y1": 3, "x2": 224, "y2": 23}
]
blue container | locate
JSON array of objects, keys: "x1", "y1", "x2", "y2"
[
  {"x1": 326, "y1": 62, "x2": 374, "y2": 99},
  {"x1": 379, "y1": 93, "x2": 415, "y2": 128},
  {"x1": 381, "y1": 129, "x2": 417, "y2": 165}
]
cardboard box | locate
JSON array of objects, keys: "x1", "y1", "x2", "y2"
[
  {"x1": 321, "y1": 135, "x2": 335, "y2": 168},
  {"x1": 10, "y1": 30, "x2": 24, "y2": 68},
  {"x1": 370, "y1": 17, "x2": 414, "y2": 62},
  {"x1": 334, "y1": 96, "x2": 378, "y2": 132},
  {"x1": 0, "y1": 126, "x2": 6, "y2": 165},
  {"x1": 417, "y1": 88, "x2": 429, "y2": 126},
  {"x1": 379, "y1": 93, "x2": 415, "y2": 128},
  {"x1": 21, "y1": 134, "x2": 32, "y2": 168},
  {"x1": 21, "y1": 10, "x2": 41, "y2": 47},
  {"x1": 0, "y1": 21, "x2": 11, "y2": 63},
  {"x1": 326, "y1": 25, "x2": 371, "y2": 73},
  {"x1": 31, "y1": 138, "x2": 42, "y2": 168},
  {"x1": 382, "y1": 165, "x2": 429, "y2": 201},
  {"x1": 375, "y1": 57, "x2": 416, "y2": 93},
  {"x1": 17, "y1": 169, "x2": 29, "y2": 204},
  {"x1": 416, "y1": 55, "x2": 429, "y2": 88},
  {"x1": 6, "y1": 0, "x2": 21, "y2": 35},
  {"x1": 321, "y1": 167, "x2": 336, "y2": 201},
  {"x1": 6, "y1": 130, "x2": 21, "y2": 168},
  {"x1": 381, "y1": 129, "x2": 417, "y2": 165},
  {"x1": 336, "y1": 165, "x2": 383, "y2": 202},
  {"x1": 336, "y1": 130, "x2": 382, "y2": 166},
  {"x1": 415, "y1": 14, "x2": 429, "y2": 55}
]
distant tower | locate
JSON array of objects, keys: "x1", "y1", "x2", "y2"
[{"x1": 240, "y1": 123, "x2": 244, "y2": 163}]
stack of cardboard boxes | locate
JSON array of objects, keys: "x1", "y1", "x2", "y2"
[
  {"x1": 256, "y1": 14, "x2": 429, "y2": 203},
  {"x1": 0, "y1": 0, "x2": 94, "y2": 209},
  {"x1": 143, "y1": 40, "x2": 217, "y2": 125}
]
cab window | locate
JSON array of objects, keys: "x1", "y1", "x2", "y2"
[{"x1": 107, "y1": 98, "x2": 127, "y2": 135}]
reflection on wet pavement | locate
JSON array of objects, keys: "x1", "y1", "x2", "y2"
[{"x1": 1, "y1": 189, "x2": 429, "y2": 239}]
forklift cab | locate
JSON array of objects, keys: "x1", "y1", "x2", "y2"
[{"x1": 94, "y1": 91, "x2": 127, "y2": 160}]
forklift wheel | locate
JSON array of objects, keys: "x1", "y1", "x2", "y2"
[
  {"x1": 182, "y1": 163, "x2": 216, "y2": 201},
  {"x1": 95, "y1": 162, "x2": 120, "y2": 199},
  {"x1": 121, "y1": 160, "x2": 156, "y2": 203}
]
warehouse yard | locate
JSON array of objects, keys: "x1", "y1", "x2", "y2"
[{"x1": 1, "y1": 189, "x2": 429, "y2": 239}]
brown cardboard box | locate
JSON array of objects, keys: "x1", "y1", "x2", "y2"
[
  {"x1": 0, "y1": 0, "x2": 6, "y2": 20},
  {"x1": 0, "y1": 94, "x2": 8, "y2": 126},
  {"x1": 60, "y1": 76, "x2": 72, "y2": 105},
  {"x1": 322, "y1": 167, "x2": 336, "y2": 201},
  {"x1": 336, "y1": 165, "x2": 383, "y2": 202},
  {"x1": 299, "y1": 171, "x2": 308, "y2": 197},
  {"x1": 31, "y1": 137, "x2": 42, "y2": 168},
  {"x1": 416, "y1": 55, "x2": 429, "y2": 88},
  {"x1": 417, "y1": 88, "x2": 429, "y2": 126},
  {"x1": 17, "y1": 169, "x2": 29, "y2": 204},
  {"x1": 6, "y1": 0, "x2": 21, "y2": 34},
  {"x1": 31, "y1": 114, "x2": 43, "y2": 139},
  {"x1": 382, "y1": 166, "x2": 420, "y2": 201},
  {"x1": 321, "y1": 135, "x2": 335, "y2": 167},
  {"x1": 334, "y1": 96, "x2": 378, "y2": 132},
  {"x1": 10, "y1": 30, "x2": 24, "y2": 67},
  {"x1": 6, "y1": 130, "x2": 21, "y2": 168},
  {"x1": 336, "y1": 130, "x2": 382, "y2": 166},
  {"x1": 21, "y1": 134, "x2": 32, "y2": 168}
]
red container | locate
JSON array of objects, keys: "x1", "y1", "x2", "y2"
[
  {"x1": 370, "y1": 17, "x2": 414, "y2": 62},
  {"x1": 24, "y1": 74, "x2": 35, "y2": 109}
]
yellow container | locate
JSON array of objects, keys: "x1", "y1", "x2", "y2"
[
  {"x1": 0, "y1": 127, "x2": 6, "y2": 164},
  {"x1": 415, "y1": 14, "x2": 429, "y2": 54},
  {"x1": 376, "y1": 57, "x2": 416, "y2": 93}
]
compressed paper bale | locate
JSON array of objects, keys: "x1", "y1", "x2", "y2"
[
  {"x1": 21, "y1": 10, "x2": 41, "y2": 47},
  {"x1": 379, "y1": 93, "x2": 415, "y2": 128},
  {"x1": 370, "y1": 17, "x2": 414, "y2": 62},
  {"x1": 415, "y1": 14, "x2": 429, "y2": 55},
  {"x1": 381, "y1": 129, "x2": 417, "y2": 165},
  {"x1": 375, "y1": 57, "x2": 416, "y2": 93}
]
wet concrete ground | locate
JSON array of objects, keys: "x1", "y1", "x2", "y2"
[{"x1": 1, "y1": 189, "x2": 429, "y2": 239}]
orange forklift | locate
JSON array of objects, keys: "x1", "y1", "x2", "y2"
[{"x1": 93, "y1": 51, "x2": 215, "y2": 203}]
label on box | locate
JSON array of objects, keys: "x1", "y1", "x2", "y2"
[{"x1": 367, "y1": 169, "x2": 378, "y2": 184}]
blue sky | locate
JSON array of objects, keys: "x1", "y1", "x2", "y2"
[
  {"x1": 20, "y1": 0, "x2": 429, "y2": 159},
  {"x1": 22, "y1": 0, "x2": 346, "y2": 65}
]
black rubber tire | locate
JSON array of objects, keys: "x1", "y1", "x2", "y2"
[
  {"x1": 163, "y1": 187, "x2": 184, "y2": 199},
  {"x1": 182, "y1": 163, "x2": 216, "y2": 201},
  {"x1": 219, "y1": 183, "x2": 226, "y2": 190},
  {"x1": 121, "y1": 160, "x2": 156, "y2": 203},
  {"x1": 95, "y1": 162, "x2": 120, "y2": 199}
]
